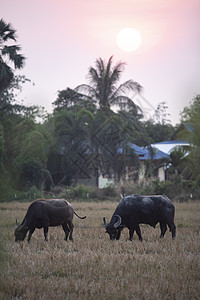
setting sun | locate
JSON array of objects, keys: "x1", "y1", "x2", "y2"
[{"x1": 117, "y1": 27, "x2": 142, "y2": 52}]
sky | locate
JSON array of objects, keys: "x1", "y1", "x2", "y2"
[{"x1": 1, "y1": 0, "x2": 200, "y2": 124}]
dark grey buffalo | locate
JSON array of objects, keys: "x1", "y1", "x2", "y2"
[
  {"x1": 103, "y1": 194, "x2": 176, "y2": 241},
  {"x1": 15, "y1": 198, "x2": 86, "y2": 242}
]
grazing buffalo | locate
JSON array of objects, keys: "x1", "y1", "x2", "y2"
[
  {"x1": 15, "y1": 198, "x2": 86, "y2": 242},
  {"x1": 103, "y1": 194, "x2": 176, "y2": 241}
]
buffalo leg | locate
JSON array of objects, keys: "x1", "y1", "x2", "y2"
[
  {"x1": 135, "y1": 225, "x2": 143, "y2": 241},
  {"x1": 168, "y1": 221, "x2": 176, "y2": 239},
  {"x1": 129, "y1": 229, "x2": 134, "y2": 241},
  {"x1": 28, "y1": 228, "x2": 35, "y2": 242},
  {"x1": 68, "y1": 222, "x2": 74, "y2": 241},
  {"x1": 160, "y1": 222, "x2": 167, "y2": 238},
  {"x1": 43, "y1": 226, "x2": 49, "y2": 241},
  {"x1": 62, "y1": 223, "x2": 70, "y2": 241}
]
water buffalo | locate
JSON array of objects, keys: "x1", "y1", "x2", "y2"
[
  {"x1": 103, "y1": 194, "x2": 176, "y2": 241},
  {"x1": 15, "y1": 198, "x2": 86, "y2": 242}
]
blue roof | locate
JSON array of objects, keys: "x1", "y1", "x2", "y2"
[
  {"x1": 141, "y1": 148, "x2": 169, "y2": 160},
  {"x1": 118, "y1": 143, "x2": 170, "y2": 160},
  {"x1": 129, "y1": 144, "x2": 148, "y2": 156},
  {"x1": 61, "y1": 141, "x2": 171, "y2": 161}
]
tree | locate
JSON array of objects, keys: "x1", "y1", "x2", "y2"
[
  {"x1": 0, "y1": 74, "x2": 45, "y2": 172},
  {"x1": 13, "y1": 119, "x2": 49, "y2": 189},
  {"x1": 0, "y1": 19, "x2": 25, "y2": 94},
  {"x1": 143, "y1": 120, "x2": 174, "y2": 144},
  {"x1": 75, "y1": 56, "x2": 142, "y2": 112},
  {"x1": 0, "y1": 75, "x2": 30, "y2": 120},
  {"x1": 154, "y1": 101, "x2": 171, "y2": 125},
  {"x1": 177, "y1": 94, "x2": 200, "y2": 181},
  {"x1": 51, "y1": 108, "x2": 95, "y2": 185},
  {"x1": 181, "y1": 94, "x2": 200, "y2": 122},
  {"x1": 53, "y1": 87, "x2": 96, "y2": 113},
  {"x1": 143, "y1": 102, "x2": 174, "y2": 143}
]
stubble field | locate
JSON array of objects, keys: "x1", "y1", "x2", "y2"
[{"x1": 0, "y1": 200, "x2": 199, "y2": 300}]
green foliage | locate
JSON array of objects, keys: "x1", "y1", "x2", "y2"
[
  {"x1": 181, "y1": 94, "x2": 200, "y2": 122},
  {"x1": 0, "y1": 19, "x2": 25, "y2": 93},
  {"x1": 101, "y1": 185, "x2": 118, "y2": 198},
  {"x1": 0, "y1": 170, "x2": 16, "y2": 201},
  {"x1": 0, "y1": 184, "x2": 43, "y2": 202},
  {"x1": 55, "y1": 184, "x2": 118, "y2": 201},
  {"x1": 174, "y1": 95, "x2": 200, "y2": 180},
  {"x1": 118, "y1": 179, "x2": 198, "y2": 202},
  {"x1": 143, "y1": 102, "x2": 174, "y2": 144},
  {"x1": 11, "y1": 120, "x2": 49, "y2": 189},
  {"x1": 56, "y1": 184, "x2": 95, "y2": 201},
  {"x1": 144, "y1": 120, "x2": 174, "y2": 143},
  {"x1": 53, "y1": 87, "x2": 96, "y2": 113},
  {"x1": 13, "y1": 186, "x2": 43, "y2": 202}
]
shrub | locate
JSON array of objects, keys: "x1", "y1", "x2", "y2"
[
  {"x1": 101, "y1": 185, "x2": 118, "y2": 198},
  {"x1": 58, "y1": 184, "x2": 118, "y2": 202}
]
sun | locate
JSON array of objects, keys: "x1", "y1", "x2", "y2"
[{"x1": 117, "y1": 28, "x2": 142, "y2": 52}]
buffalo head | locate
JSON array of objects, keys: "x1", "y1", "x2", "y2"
[
  {"x1": 103, "y1": 215, "x2": 122, "y2": 240},
  {"x1": 15, "y1": 220, "x2": 29, "y2": 242}
]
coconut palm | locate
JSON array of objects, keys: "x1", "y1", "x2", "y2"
[
  {"x1": 0, "y1": 19, "x2": 25, "y2": 93},
  {"x1": 75, "y1": 56, "x2": 142, "y2": 112}
]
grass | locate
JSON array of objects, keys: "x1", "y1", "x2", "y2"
[{"x1": 0, "y1": 200, "x2": 199, "y2": 300}]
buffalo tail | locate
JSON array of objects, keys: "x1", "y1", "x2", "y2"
[{"x1": 74, "y1": 211, "x2": 86, "y2": 219}]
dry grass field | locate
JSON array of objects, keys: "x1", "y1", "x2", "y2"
[{"x1": 0, "y1": 200, "x2": 199, "y2": 300}]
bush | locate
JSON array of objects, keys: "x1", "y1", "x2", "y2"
[
  {"x1": 0, "y1": 185, "x2": 43, "y2": 202},
  {"x1": 57, "y1": 184, "x2": 118, "y2": 201},
  {"x1": 117, "y1": 179, "x2": 199, "y2": 201},
  {"x1": 59, "y1": 185, "x2": 97, "y2": 201},
  {"x1": 101, "y1": 185, "x2": 118, "y2": 198}
]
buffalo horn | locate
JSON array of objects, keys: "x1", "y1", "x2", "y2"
[
  {"x1": 18, "y1": 220, "x2": 27, "y2": 231},
  {"x1": 113, "y1": 215, "x2": 122, "y2": 228},
  {"x1": 103, "y1": 217, "x2": 107, "y2": 227}
]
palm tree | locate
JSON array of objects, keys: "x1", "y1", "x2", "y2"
[
  {"x1": 0, "y1": 19, "x2": 25, "y2": 93},
  {"x1": 75, "y1": 56, "x2": 142, "y2": 112}
]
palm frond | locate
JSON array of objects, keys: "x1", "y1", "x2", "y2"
[
  {"x1": 87, "y1": 67, "x2": 100, "y2": 87},
  {"x1": 110, "y1": 80, "x2": 142, "y2": 104},
  {"x1": 0, "y1": 19, "x2": 16, "y2": 42},
  {"x1": 75, "y1": 84, "x2": 96, "y2": 99},
  {"x1": 109, "y1": 61, "x2": 125, "y2": 86}
]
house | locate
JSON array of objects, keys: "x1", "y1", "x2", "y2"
[
  {"x1": 124, "y1": 143, "x2": 170, "y2": 183},
  {"x1": 98, "y1": 143, "x2": 170, "y2": 187},
  {"x1": 69, "y1": 123, "x2": 192, "y2": 187},
  {"x1": 100, "y1": 123, "x2": 192, "y2": 186},
  {"x1": 100, "y1": 139, "x2": 190, "y2": 187},
  {"x1": 150, "y1": 140, "x2": 190, "y2": 182}
]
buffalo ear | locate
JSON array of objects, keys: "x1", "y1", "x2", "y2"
[{"x1": 103, "y1": 217, "x2": 107, "y2": 227}]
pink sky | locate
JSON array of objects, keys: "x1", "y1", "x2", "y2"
[{"x1": 1, "y1": 0, "x2": 200, "y2": 124}]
